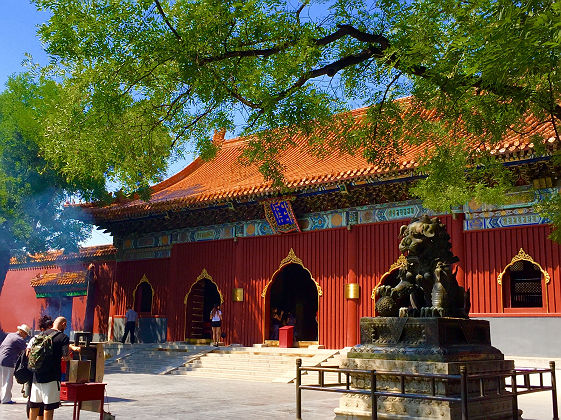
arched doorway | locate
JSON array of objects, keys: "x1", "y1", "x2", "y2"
[
  {"x1": 184, "y1": 271, "x2": 222, "y2": 341},
  {"x1": 266, "y1": 263, "x2": 319, "y2": 343},
  {"x1": 133, "y1": 275, "x2": 154, "y2": 314}
]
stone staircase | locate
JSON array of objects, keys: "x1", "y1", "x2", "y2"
[
  {"x1": 104, "y1": 343, "x2": 215, "y2": 375},
  {"x1": 168, "y1": 346, "x2": 347, "y2": 383}
]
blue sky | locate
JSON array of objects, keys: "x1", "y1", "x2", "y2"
[{"x1": 0, "y1": 1, "x2": 49, "y2": 86}]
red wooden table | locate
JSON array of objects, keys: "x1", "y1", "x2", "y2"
[{"x1": 60, "y1": 382, "x2": 106, "y2": 420}]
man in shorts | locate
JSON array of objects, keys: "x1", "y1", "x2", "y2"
[{"x1": 29, "y1": 316, "x2": 79, "y2": 420}]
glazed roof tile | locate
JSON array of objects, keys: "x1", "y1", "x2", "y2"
[
  {"x1": 30, "y1": 270, "x2": 88, "y2": 287},
  {"x1": 85, "y1": 103, "x2": 559, "y2": 220},
  {"x1": 9, "y1": 245, "x2": 116, "y2": 266}
]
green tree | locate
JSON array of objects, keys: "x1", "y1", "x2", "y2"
[
  {"x1": 31, "y1": 1, "x2": 561, "y2": 222},
  {"x1": 0, "y1": 75, "x2": 94, "y2": 289}
]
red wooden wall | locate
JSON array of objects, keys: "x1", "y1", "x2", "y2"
[
  {"x1": 465, "y1": 224, "x2": 561, "y2": 315},
  {"x1": 106, "y1": 216, "x2": 458, "y2": 349},
  {"x1": 3, "y1": 216, "x2": 561, "y2": 349}
]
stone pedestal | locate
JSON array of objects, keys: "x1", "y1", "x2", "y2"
[{"x1": 334, "y1": 317, "x2": 517, "y2": 420}]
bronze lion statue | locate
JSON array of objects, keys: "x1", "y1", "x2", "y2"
[{"x1": 375, "y1": 215, "x2": 470, "y2": 318}]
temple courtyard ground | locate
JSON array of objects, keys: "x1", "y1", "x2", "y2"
[{"x1": 1, "y1": 362, "x2": 559, "y2": 420}]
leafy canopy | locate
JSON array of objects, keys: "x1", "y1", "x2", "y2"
[
  {"x1": 31, "y1": 0, "x2": 561, "y2": 213},
  {"x1": 0, "y1": 75, "x2": 91, "y2": 258}
]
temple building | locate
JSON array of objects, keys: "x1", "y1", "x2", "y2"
[{"x1": 2, "y1": 105, "x2": 561, "y2": 356}]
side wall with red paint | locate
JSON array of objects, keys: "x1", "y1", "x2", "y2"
[
  {"x1": 3, "y1": 218, "x2": 560, "y2": 349},
  {"x1": 0, "y1": 261, "x2": 115, "y2": 339},
  {"x1": 464, "y1": 224, "x2": 561, "y2": 315},
  {"x1": 0, "y1": 266, "x2": 58, "y2": 333}
]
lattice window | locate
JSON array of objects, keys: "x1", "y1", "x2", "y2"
[{"x1": 509, "y1": 261, "x2": 543, "y2": 308}]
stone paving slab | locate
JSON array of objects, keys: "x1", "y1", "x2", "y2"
[{"x1": 1, "y1": 369, "x2": 558, "y2": 419}]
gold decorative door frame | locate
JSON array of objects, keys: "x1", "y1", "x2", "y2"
[
  {"x1": 183, "y1": 269, "x2": 224, "y2": 341},
  {"x1": 260, "y1": 248, "x2": 322, "y2": 344}
]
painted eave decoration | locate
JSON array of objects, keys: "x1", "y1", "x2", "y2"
[{"x1": 30, "y1": 270, "x2": 90, "y2": 298}]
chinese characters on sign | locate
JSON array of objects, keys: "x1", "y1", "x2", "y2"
[
  {"x1": 270, "y1": 201, "x2": 293, "y2": 226},
  {"x1": 263, "y1": 199, "x2": 300, "y2": 233}
]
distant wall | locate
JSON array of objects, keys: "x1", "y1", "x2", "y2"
[
  {"x1": 0, "y1": 260, "x2": 115, "y2": 341},
  {"x1": 480, "y1": 316, "x2": 561, "y2": 358},
  {"x1": 0, "y1": 266, "x2": 57, "y2": 336}
]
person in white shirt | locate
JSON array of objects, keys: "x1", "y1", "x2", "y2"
[{"x1": 210, "y1": 305, "x2": 222, "y2": 347}]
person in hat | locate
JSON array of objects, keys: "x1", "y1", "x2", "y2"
[{"x1": 0, "y1": 323, "x2": 30, "y2": 403}]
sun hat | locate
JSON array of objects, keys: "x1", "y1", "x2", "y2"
[{"x1": 17, "y1": 324, "x2": 31, "y2": 336}]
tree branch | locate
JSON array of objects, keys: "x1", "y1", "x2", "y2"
[
  {"x1": 372, "y1": 71, "x2": 402, "y2": 140},
  {"x1": 171, "y1": 106, "x2": 216, "y2": 148},
  {"x1": 154, "y1": 0, "x2": 182, "y2": 41}
]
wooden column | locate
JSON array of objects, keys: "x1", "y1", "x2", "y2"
[
  {"x1": 450, "y1": 213, "x2": 466, "y2": 287},
  {"x1": 232, "y1": 236, "x2": 242, "y2": 344},
  {"x1": 345, "y1": 226, "x2": 359, "y2": 347}
]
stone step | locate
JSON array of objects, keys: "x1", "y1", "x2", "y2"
[
  {"x1": 191, "y1": 362, "x2": 292, "y2": 370},
  {"x1": 171, "y1": 371, "x2": 279, "y2": 382},
  {"x1": 191, "y1": 353, "x2": 309, "y2": 363},
  {"x1": 190, "y1": 362, "x2": 295, "y2": 371},
  {"x1": 170, "y1": 368, "x2": 287, "y2": 381}
]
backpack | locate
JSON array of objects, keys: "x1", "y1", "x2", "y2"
[
  {"x1": 14, "y1": 350, "x2": 32, "y2": 384},
  {"x1": 27, "y1": 330, "x2": 61, "y2": 373}
]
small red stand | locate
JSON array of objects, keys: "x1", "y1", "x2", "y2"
[
  {"x1": 279, "y1": 326, "x2": 294, "y2": 348},
  {"x1": 60, "y1": 382, "x2": 106, "y2": 420}
]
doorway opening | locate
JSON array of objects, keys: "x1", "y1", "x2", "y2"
[
  {"x1": 134, "y1": 281, "x2": 153, "y2": 314},
  {"x1": 185, "y1": 278, "x2": 221, "y2": 340},
  {"x1": 266, "y1": 263, "x2": 318, "y2": 343}
]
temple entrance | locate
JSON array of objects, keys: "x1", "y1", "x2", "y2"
[
  {"x1": 185, "y1": 278, "x2": 221, "y2": 341},
  {"x1": 266, "y1": 263, "x2": 318, "y2": 343}
]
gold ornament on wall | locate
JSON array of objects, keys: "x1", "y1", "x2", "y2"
[
  {"x1": 344, "y1": 283, "x2": 360, "y2": 299},
  {"x1": 232, "y1": 288, "x2": 244, "y2": 302},
  {"x1": 497, "y1": 248, "x2": 550, "y2": 285}
]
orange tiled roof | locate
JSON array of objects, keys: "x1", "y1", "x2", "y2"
[
  {"x1": 9, "y1": 245, "x2": 116, "y2": 266},
  {"x1": 30, "y1": 270, "x2": 88, "y2": 287},
  {"x1": 85, "y1": 103, "x2": 559, "y2": 220}
]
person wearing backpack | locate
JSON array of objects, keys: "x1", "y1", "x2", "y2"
[
  {"x1": 0, "y1": 323, "x2": 30, "y2": 403},
  {"x1": 28, "y1": 316, "x2": 79, "y2": 420},
  {"x1": 23, "y1": 315, "x2": 53, "y2": 420}
]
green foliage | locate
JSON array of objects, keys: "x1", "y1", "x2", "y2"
[
  {"x1": 0, "y1": 75, "x2": 91, "y2": 257},
  {"x1": 536, "y1": 192, "x2": 561, "y2": 243},
  {"x1": 29, "y1": 0, "x2": 561, "y2": 216}
]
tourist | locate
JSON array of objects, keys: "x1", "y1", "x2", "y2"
[
  {"x1": 121, "y1": 305, "x2": 138, "y2": 344},
  {"x1": 210, "y1": 304, "x2": 222, "y2": 347},
  {"x1": 25, "y1": 315, "x2": 53, "y2": 420},
  {"x1": 271, "y1": 308, "x2": 283, "y2": 340},
  {"x1": 0, "y1": 323, "x2": 30, "y2": 404},
  {"x1": 28, "y1": 316, "x2": 78, "y2": 420}
]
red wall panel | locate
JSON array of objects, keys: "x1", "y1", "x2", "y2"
[
  {"x1": 465, "y1": 225, "x2": 561, "y2": 315},
  {"x1": 0, "y1": 267, "x2": 58, "y2": 333}
]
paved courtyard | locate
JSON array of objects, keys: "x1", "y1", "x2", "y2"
[{"x1": 1, "y1": 368, "x2": 559, "y2": 420}]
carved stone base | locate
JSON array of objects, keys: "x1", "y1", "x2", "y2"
[
  {"x1": 335, "y1": 318, "x2": 517, "y2": 420},
  {"x1": 334, "y1": 358, "x2": 516, "y2": 420},
  {"x1": 350, "y1": 317, "x2": 503, "y2": 362}
]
